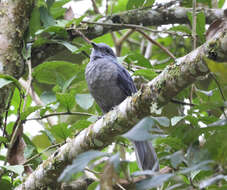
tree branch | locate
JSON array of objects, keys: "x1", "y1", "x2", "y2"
[{"x1": 31, "y1": 7, "x2": 224, "y2": 66}]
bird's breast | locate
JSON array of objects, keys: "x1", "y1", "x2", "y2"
[{"x1": 85, "y1": 60, "x2": 118, "y2": 89}]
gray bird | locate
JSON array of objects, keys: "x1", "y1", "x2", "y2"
[{"x1": 85, "y1": 42, "x2": 158, "y2": 170}]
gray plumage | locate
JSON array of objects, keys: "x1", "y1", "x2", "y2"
[{"x1": 85, "y1": 42, "x2": 158, "y2": 170}]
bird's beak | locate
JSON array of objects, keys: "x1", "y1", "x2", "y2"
[{"x1": 91, "y1": 42, "x2": 98, "y2": 49}]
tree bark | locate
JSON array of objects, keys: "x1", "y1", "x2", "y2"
[{"x1": 0, "y1": 0, "x2": 34, "y2": 119}]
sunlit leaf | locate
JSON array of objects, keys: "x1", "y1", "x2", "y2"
[
  {"x1": 123, "y1": 117, "x2": 155, "y2": 141},
  {"x1": 2, "y1": 165, "x2": 24, "y2": 175},
  {"x1": 136, "y1": 174, "x2": 173, "y2": 190},
  {"x1": 58, "y1": 150, "x2": 107, "y2": 182},
  {"x1": 75, "y1": 94, "x2": 94, "y2": 110}
]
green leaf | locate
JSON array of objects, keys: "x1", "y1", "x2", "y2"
[
  {"x1": 199, "y1": 174, "x2": 227, "y2": 189},
  {"x1": 93, "y1": 33, "x2": 114, "y2": 47},
  {"x1": 33, "y1": 61, "x2": 84, "y2": 85},
  {"x1": 21, "y1": 106, "x2": 42, "y2": 120},
  {"x1": 171, "y1": 116, "x2": 185, "y2": 126},
  {"x1": 0, "y1": 155, "x2": 5, "y2": 161},
  {"x1": 87, "y1": 115, "x2": 99, "y2": 123},
  {"x1": 0, "y1": 74, "x2": 21, "y2": 90},
  {"x1": 136, "y1": 174, "x2": 173, "y2": 190},
  {"x1": 143, "y1": 0, "x2": 155, "y2": 7},
  {"x1": 39, "y1": 6, "x2": 56, "y2": 26},
  {"x1": 187, "y1": 11, "x2": 205, "y2": 42},
  {"x1": 50, "y1": 0, "x2": 69, "y2": 19},
  {"x1": 0, "y1": 78, "x2": 13, "y2": 89},
  {"x1": 71, "y1": 120, "x2": 92, "y2": 131},
  {"x1": 170, "y1": 25, "x2": 191, "y2": 34},
  {"x1": 123, "y1": 117, "x2": 155, "y2": 141},
  {"x1": 41, "y1": 129, "x2": 57, "y2": 144},
  {"x1": 196, "y1": 12, "x2": 206, "y2": 41},
  {"x1": 207, "y1": 119, "x2": 227, "y2": 127},
  {"x1": 218, "y1": 0, "x2": 225, "y2": 8},
  {"x1": 24, "y1": 144, "x2": 36, "y2": 159},
  {"x1": 75, "y1": 94, "x2": 94, "y2": 110},
  {"x1": 0, "y1": 137, "x2": 8, "y2": 143},
  {"x1": 56, "y1": 92, "x2": 75, "y2": 111},
  {"x1": 133, "y1": 69, "x2": 157, "y2": 80},
  {"x1": 66, "y1": 14, "x2": 87, "y2": 27},
  {"x1": 23, "y1": 134, "x2": 41, "y2": 168},
  {"x1": 112, "y1": 0, "x2": 128, "y2": 13},
  {"x1": 2, "y1": 165, "x2": 24, "y2": 175},
  {"x1": 179, "y1": 160, "x2": 213, "y2": 174},
  {"x1": 58, "y1": 150, "x2": 107, "y2": 182},
  {"x1": 169, "y1": 151, "x2": 185, "y2": 168},
  {"x1": 127, "y1": 0, "x2": 145, "y2": 10},
  {"x1": 54, "y1": 40, "x2": 78, "y2": 53},
  {"x1": 36, "y1": 26, "x2": 68, "y2": 38},
  {"x1": 87, "y1": 181, "x2": 99, "y2": 190},
  {"x1": 0, "y1": 178, "x2": 12, "y2": 189},
  {"x1": 40, "y1": 91, "x2": 56, "y2": 105},
  {"x1": 62, "y1": 75, "x2": 78, "y2": 93},
  {"x1": 37, "y1": 0, "x2": 47, "y2": 7},
  {"x1": 155, "y1": 136, "x2": 184, "y2": 150},
  {"x1": 51, "y1": 123, "x2": 71, "y2": 140},
  {"x1": 126, "y1": 53, "x2": 152, "y2": 68},
  {"x1": 151, "y1": 116, "x2": 170, "y2": 127},
  {"x1": 29, "y1": 7, "x2": 41, "y2": 37},
  {"x1": 31, "y1": 134, "x2": 51, "y2": 149}
]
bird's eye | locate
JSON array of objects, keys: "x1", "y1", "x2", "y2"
[{"x1": 106, "y1": 49, "x2": 111, "y2": 54}]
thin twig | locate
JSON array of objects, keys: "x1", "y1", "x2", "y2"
[
  {"x1": 81, "y1": 21, "x2": 191, "y2": 36},
  {"x1": 111, "y1": 32, "x2": 118, "y2": 46},
  {"x1": 5, "y1": 90, "x2": 23, "y2": 165},
  {"x1": 22, "y1": 60, "x2": 32, "y2": 112},
  {"x1": 105, "y1": 0, "x2": 108, "y2": 15},
  {"x1": 210, "y1": 74, "x2": 226, "y2": 101},
  {"x1": 3, "y1": 91, "x2": 14, "y2": 138},
  {"x1": 90, "y1": 0, "x2": 101, "y2": 14},
  {"x1": 74, "y1": 28, "x2": 92, "y2": 44},
  {"x1": 171, "y1": 98, "x2": 196, "y2": 106},
  {"x1": 116, "y1": 183, "x2": 127, "y2": 190},
  {"x1": 192, "y1": 0, "x2": 197, "y2": 49},
  {"x1": 137, "y1": 29, "x2": 176, "y2": 60},
  {"x1": 118, "y1": 29, "x2": 135, "y2": 46},
  {"x1": 25, "y1": 111, "x2": 96, "y2": 122},
  {"x1": 23, "y1": 143, "x2": 62, "y2": 165},
  {"x1": 85, "y1": 167, "x2": 100, "y2": 175},
  {"x1": 113, "y1": 29, "x2": 135, "y2": 56},
  {"x1": 210, "y1": 73, "x2": 227, "y2": 118}
]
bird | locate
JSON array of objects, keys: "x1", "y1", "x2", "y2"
[{"x1": 85, "y1": 42, "x2": 158, "y2": 171}]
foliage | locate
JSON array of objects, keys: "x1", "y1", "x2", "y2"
[{"x1": 0, "y1": 0, "x2": 227, "y2": 189}]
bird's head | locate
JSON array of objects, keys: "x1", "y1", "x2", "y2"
[{"x1": 90, "y1": 42, "x2": 116, "y2": 60}]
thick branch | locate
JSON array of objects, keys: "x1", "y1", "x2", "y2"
[
  {"x1": 73, "y1": 7, "x2": 224, "y2": 39},
  {"x1": 16, "y1": 23, "x2": 227, "y2": 190},
  {"x1": 31, "y1": 7, "x2": 224, "y2": 66}
]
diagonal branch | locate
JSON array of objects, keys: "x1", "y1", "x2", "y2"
[{"x1": 16, "y1": 25, "x2": 227, "y2": 190}]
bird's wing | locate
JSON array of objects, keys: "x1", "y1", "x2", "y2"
[{"x1": 116, "y1": 63, "x2": 137, "y2": 96}]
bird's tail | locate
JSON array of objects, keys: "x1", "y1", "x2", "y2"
[{"x1": 133, "y1": 141, "x2": 159, "y2": 171}]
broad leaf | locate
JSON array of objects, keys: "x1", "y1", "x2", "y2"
[
  {"x1": 58, "y1": 150, "x2": 107, "y2": 182},
  {"x1": 75, "y1": 94, "x2": 94, "y2": 110},
  {"x1": 123, "y1": 117, "x2": 155, "y2": 141}
]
